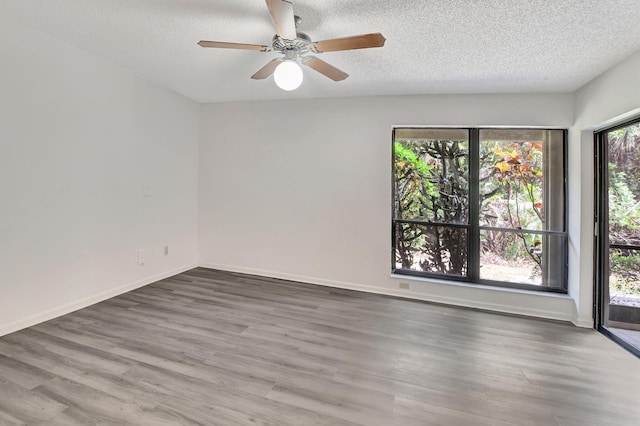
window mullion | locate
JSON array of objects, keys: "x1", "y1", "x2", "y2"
[{"x1": 468, "y1": 128, "x2": 480, "y2": 282}]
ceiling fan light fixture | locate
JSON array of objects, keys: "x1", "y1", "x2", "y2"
[
  {"x1": 274, "y1": 60, "x2": 303, "y2": 91},
  {"x1": 198, "y1": 1, "x2": 386, "y2": 87}
]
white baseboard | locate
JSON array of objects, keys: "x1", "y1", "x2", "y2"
[
  {"x1": 199, "y1": 262, "x2": 578, "y2": 325},
  {"x1": 0, "y1": 263, "x2": 198, "y2": 337},
  {"x1": 572, "y1": 316, "x2": 595, "y2": 328}
]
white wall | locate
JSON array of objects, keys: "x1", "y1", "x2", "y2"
[
  {"x1": 199, "y1": 93, "x2": 579, "y2": 323},
  {"x1": 569, "y1": 49, "x2": 640, "y2": 327},
  {"x1": 0, "y1": 17, "x2": 200, "y2": 335}
]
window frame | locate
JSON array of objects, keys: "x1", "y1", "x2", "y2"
[
  {"x1": 391, "y1": 127, "x2": 568, "y2": 293},
  {"x1": 594, "y1": 116, "x2": 640, "y2": 356}
]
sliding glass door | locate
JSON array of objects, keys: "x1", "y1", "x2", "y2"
[{"x1": 595, "y1": 119, "x2": 640, "y2": 356}]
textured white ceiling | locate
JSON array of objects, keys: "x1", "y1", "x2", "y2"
[{"x1": 1, "y1": 0, "x2": 639, "y2": 103}]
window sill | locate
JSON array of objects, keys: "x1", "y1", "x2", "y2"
[{"x1": 390, "y1": 273, "x2": 571, "y2": 299}]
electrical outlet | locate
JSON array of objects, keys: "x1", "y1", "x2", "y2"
[
  {"x1": 399, "y1": 282, "x2": 410, "y2": 290},
  {"x1": 164, "y1": 246, "x2": 169, "y2": 256},
  {"x1": 137, "y1": 250, "x2": 145, "y2": 266}
]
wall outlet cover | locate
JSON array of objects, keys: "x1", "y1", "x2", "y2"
[{"x1": 137, "y1": 250, "x2": 145, "y2": 266}]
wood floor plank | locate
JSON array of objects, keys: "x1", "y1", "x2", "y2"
[
  {"x1": 0, "y1": 353, "x2": 56, "y2": 391},
  {"x1": 395, "y1": 396, "x2": 527, "y2": 426},
  {"x1": 0, "y1": 409, "x2": 25, "y2": 426},
  {"x1": 0, "y1": 378, "x2": 68, "y2": 424},
  {"x1": 0, "y1": 267, "x2": 638, "y2": 425}
]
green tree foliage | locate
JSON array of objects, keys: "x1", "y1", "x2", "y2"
[
  {"x1": 394, "y1": 141, "x2": 432, "y2": 270},
  {"x1": 608, "y1": 167, "x2": 640, "y2": 245},
  {"x1": 480, "y1": 141, "x2": 544, "y2": 271},
  {"x1": 394, "y1": 139, "x2": 468, "y2": 275},
  {"x1": 607, "y1": 123, "x2": 640, "y2": 295}
]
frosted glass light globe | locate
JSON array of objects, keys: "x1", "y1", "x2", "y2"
[{"x1": 274, "y1": 61, "x2": 303, "y2": 91}]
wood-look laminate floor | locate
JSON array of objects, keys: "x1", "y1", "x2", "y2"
[{"x1": 0, "y1": 268, "x2": 639, "y2": 425}]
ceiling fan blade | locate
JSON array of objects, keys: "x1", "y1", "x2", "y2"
[
  {"x1": 265, "y1": 0, "x2": 297, "y2": 40},
  {"x1": 303, "y1": 56, "x2": 349, "y2": 81},
  {"x1": 198, "y1": 40, "x2": 272, "y2": 52},
  {"x1": 251, "y1": 58, "x2": 284, "y2": 80},
  {"x1": 313, "y1": 33, "x2": 386, "y2": 53}
]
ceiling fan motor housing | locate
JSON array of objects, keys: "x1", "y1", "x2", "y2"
[{"x1": 272, "y1": 31, "x2": 313, "y2": 56}]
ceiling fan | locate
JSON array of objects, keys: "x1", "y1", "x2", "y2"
[{"x1": 198, "y1": 0, "x2": 386, "y2": 91}]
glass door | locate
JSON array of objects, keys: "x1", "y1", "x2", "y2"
[{"x1": 595, "y1": 119, "x2": 640, "y2": 356}]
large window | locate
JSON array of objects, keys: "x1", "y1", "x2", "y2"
[{"x1": 392, "y1": 128, "x2": 567, "y2": 292}]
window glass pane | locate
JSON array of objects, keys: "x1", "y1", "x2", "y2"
[
  {"x1": 479, "y1": 129, "x2": 564, "y2": 232},
  {"x1": 606, "y1": 122, "x2": 640, "y2": 306},
  {"x1": 394, "y1": 129, "x2": 469, "y2": 224},
  {"x1": 395, "y1": 223, "x2": 467, "y2": 276},
  {"x1": 607, "y1": 122, "x2": 640, "y2": 247},
  {"x1": 609, "y1": 248, "x2": 640, "y2": 302},
  {"x1": 480, "y1": 230, "x2": 564, "y2": 288}
]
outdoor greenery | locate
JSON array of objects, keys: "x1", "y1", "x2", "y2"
[
  {"x1": 608, "y1": 123, "x2": 640, "y2": 296},
  {"x1": 394, "y1": 139, "x2": 468, "y2": 275},
  {"x1": 479, "y1": 139, "x2": 545, "y2": 279},
  {"x1": 393, "y1": 131, "x2": 549, "y2": 284},
  {"x1": 394, "y1": 123, "x2": 640, "y2": 294}
]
